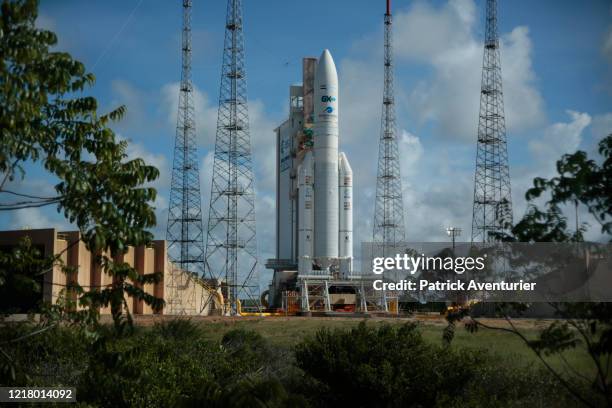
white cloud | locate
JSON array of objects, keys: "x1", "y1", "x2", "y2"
[
  {"x1": 110, "y1": 80, "x2": 147, "y2": 131},
  {"x1": 159, "y1": 82, "x2": 218, "y2": 147},
  {"x1": 394, "y1": 0, "x2": 544, "y2": 140},
  {"x1": 528, "y1": 110, "x2": 591, "y2": 168},
  {"x1": 124, "y1": 139, "x2": 170, "y2": 211},
  {"x1": 398, "y1": 130, "x2": 424, "y2": 179},
  {"x1": 9, "y1": 207, "x2": 69, "y2": 231},
  {"x1": 337, "y1": 0, "x2": 546, "y2": 244},
  {"x1": 394, "y1": 0, "x2": 476, "y2": 62},
  {"x1": 509, "y1": 110, "x2": 593, "y2": 226}
]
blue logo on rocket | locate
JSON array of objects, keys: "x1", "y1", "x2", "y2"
[{"x1": 325, "y1": 106, "x2": 334, "y2": 113}]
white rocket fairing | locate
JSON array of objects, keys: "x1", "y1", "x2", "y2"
[{"x1": 313, "y1": 49, "x2": 339, "y2": 268}]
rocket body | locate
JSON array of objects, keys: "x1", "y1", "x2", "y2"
[
  {"x1": 313, "y1": 49, "x2": 339, "y2": 268},
  {"x1": 298, "y1": 151, "x2": 314, "y2": 274}
]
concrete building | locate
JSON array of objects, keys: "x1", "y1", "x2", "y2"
[{"x1": 0, "y1": 228, "x2": 218, "y2": 315}]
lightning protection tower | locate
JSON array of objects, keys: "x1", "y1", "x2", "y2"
[
  {"x1": 165, "y1": 0, "x2": 203, "y2": 315},
  {"x1": 471, "y1": 0, "x2": 513, "y2": 243},
  {"x1": 373, "y1": 0, "x2": 406, "y2": 252},
  {"x1": 204, "y1": 0, "x2": 260, "y2": 315}
]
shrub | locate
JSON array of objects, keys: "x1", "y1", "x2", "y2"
[{"x1": 293, "y1": 322, "x2": 576, "y2": 407}]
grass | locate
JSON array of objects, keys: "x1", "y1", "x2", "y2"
[{"x1": 176, "y1": 315, "x2": 596, "y2": 379}]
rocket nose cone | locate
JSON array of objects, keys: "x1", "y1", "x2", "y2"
[
  {"x1": 318, "y1": 49, "x2": 335, "y2": 68},
  {"x1": 316, "y1": 49, "x2": 338, "y2": 84}
]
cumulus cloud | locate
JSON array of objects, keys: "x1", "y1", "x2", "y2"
[
  {"x1": 9, "y1": 207, "x2": 69, "y2": 231},
  {"x1": 398, "y1": 130, "x2": 424, "y2": 179},
  {"x1": 339, "y1": 0, "x2": 546, "y2": 244},
  {"x1": 159, "y1": 82, "x2": 277, "y2": 193},
  {"x1": 124, "y1": 139, "x2": 170, "y2": 211},
  {"x1": 528, "y1": 110, "x2": 591, "y2": 169},
  {"x1": 393, "y1": 0, "x2": 544, "y2": 140},
  {"x1": 159, "y1": 82, "x2": 218, "y2": 147}
]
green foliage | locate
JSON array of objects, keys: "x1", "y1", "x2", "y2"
[
  {"x1": 295, "y1": 322, "x2": 482, "y2": 407},
  {"x1": 0, "y1": 0, "x2": 163, "y2": 329},
  {"x1": 77, "y1": 325, "x2": 299, "y2": 407},
  {"x1": 1, "y1": 320, "x2": 578, "y2": 407},
  {"x1": 294, "y1": 321, "x2": 575, "y2": 407},
  {"x1": 453, "y1": 134, "x2": 612, "y2": 407},
  {"x1": 152, "y1": 318, "x2": 201, "y2": 340},
  {"x1": 0, "y1": 323, "x2": 90, "y2": 386},
  {"x1": 512, "y1": 134, "x2": 612, "y2": 242},
  {"x1": 0, "y1": 237, "x2": 53, "y2": 313}
]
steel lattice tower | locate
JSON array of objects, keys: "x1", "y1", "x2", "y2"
[
  {"x1": 373, "y1": 0, "x2": 406, "y2": 250},
  {"x1": 471, "y1": 0, "x2": 513, "y2": 243},
  {"x1": 165, "y1": 0, "x2": 203, "y2": 315},
  {"x1": 204, "y1": 0, "x2": 260, "y2": 315}
]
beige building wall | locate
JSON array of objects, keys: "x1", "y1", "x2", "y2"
[{"x1": 0, "y1": 228, "x2": 216, "y2": 316}]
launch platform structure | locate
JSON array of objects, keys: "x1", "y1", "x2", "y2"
[
  {"x1": 373, "y1": 0, "x2": 406, "y2": 253},
  {"x1": 471, "y1": 0, "x2": 513, "y2": 243},
  {"x1": 204, "y1": 0, "x2": 260, "y2": 315},
  {"x1": 165, "y1": 0, "x2": 203, "y2": 315}
]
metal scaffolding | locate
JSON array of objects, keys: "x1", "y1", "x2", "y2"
[
  {"x1": 204, "y1": 0, "x2": 260, "y2": 315},
  {"x1": 471, "y1": 0, "x2": 513, "y2": 243},
  {"x1": 165, "y1": 0, "x2": 203, "y2": 315},
  {"x1": 373, "y1": 0, "x2": 406, "y2": 252}
]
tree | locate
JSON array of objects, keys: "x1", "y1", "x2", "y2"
[
  {"x1": 1, "y1": 0, "x2": 163, "y2": 329},
  {"x1": 446, "y1": 134, "x2": 612, "y2": 407}
]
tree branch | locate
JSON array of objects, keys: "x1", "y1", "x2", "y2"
[
  {"x1": 471, "y1": 317, "x2": 596, "y2": 408},
  {"x1": 0, "y1": 159, "x2": 21, "y2": 191}
]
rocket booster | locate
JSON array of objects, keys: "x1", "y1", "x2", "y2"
[
  {"x1": 338, "y1": 152, "x2": 353, "y2": 260},
  {"x1": 297, "y1": 151, "x2": 314, "y2": 274},
  {"x1": 313, "y1": 49, "x2": 339, "y2": 267}
]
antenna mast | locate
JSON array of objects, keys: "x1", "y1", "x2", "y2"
[
  {"x1": 165, "y1": 0, "x2": 204, "y2": 315},
  {"x1": 471, "y1": 0, "x2": 513, "y2": 243},
  {"x1": 204, "y1": 0, "x2": 260, "y2": 315},
  {"x1": 373, "y1": 0, "x2": 406, "y2": 251}
]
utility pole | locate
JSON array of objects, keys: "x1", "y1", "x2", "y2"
[{"x1": 446, "y1": 227, "x2": 462, "y2": 253}]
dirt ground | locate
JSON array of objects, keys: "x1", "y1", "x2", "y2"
[{"x1": 118, "y1": 313, "x2": 557, "y2": 330}]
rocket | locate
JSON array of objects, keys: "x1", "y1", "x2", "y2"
[
  {"x1": 313, "y1": 49, "x2": 339, "y2": 269},
  {"x1": 296, "y1": 49, "x2": 353, "y2": 274}
]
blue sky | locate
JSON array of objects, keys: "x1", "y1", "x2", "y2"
[{"x1": 2, "y1": 0, "x2": 612, "y2": 281}]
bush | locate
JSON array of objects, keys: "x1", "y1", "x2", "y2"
[
  {"x1": 1, "y1": 320, "x2": 579, "y2": 407},
  {"x1": 0, "y1": 323, "x2": 89, "y2": 387},
  {"x1": 293, "y1": 322, "x2": 577, "y2": 407},
  {"x1": 294, "y1": 322, "x2": 483, "y2": 407},
  {"x1": 77, "y1": 323, "x2": 296, "y2": 407}
]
